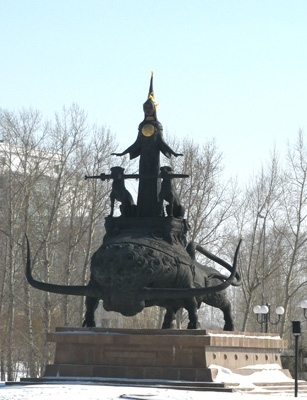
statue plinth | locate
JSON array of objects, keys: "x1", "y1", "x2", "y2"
[{"x1": 43, "y1": 328, "x2": 290, "y2": 383}]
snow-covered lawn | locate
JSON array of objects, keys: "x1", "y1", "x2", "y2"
[
  {"x1": 0, "y1": 382, "x2": 305, "y2": 400},
  {"x1": 0, "y1": 368, "x2": 306, "y2": 400}
]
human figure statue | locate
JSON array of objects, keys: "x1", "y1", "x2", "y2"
[{"x1": 112, "y1": 73, "x2": 182, "y2": 217}]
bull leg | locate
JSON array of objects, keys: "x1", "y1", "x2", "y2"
[
  {"x1": 185, "y1": 298, "x2": 199, "y2": 329},
  {"x1": 204, "y1": 294, "x2": 234, "y2": 331},
  {"x1": 221, "y1": 302, "x2": 234, "y2": 331},
  {"x1": 162, "y1": 308, "x2": 177, "y2": 329},
  {"x1": 82, "y1": 296, "x2": 99, "y2": 327}
]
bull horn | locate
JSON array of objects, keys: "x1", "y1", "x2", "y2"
[
  {"x1": 195, "y1": 244, "x2": 242, "y2": 286},
  {"x1": 141, "y1": 240, "x2": 241, "y2": 301},
  {"x1": 25, "y1": 235, "x2": 98, "y2": 298}
]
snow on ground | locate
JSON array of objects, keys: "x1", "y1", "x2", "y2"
[
  {"x1": 0, "y1": 367, "x2": 304, "y2": 400},
  {"x1": 207, "y1": 333, "x2": 282, "y2": 340},
  {"x1": 0, "y1": 382, "x2": 305, "y2": 400},
  {"x1": 212, "y1": 364, "x2": 294, "y2": 387}
]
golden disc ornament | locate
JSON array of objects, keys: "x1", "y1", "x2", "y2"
[{"x1": 142, "y1": 124, "x2": 155, "y2": 137}]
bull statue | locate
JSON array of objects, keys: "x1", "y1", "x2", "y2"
[
  {"x1": 26, "y1": 217, "x2": 241, "y2": 330},
  {"x1": 25, "y1": 73, "x2": 242, "y2": 330}
]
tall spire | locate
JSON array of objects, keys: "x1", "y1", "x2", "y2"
[
  {"x1": 148, "y1": 71, "x2": 154, "y2": 101},
  {"x1": 143, "y1": 72, "x2": 158, "y2": 120}
]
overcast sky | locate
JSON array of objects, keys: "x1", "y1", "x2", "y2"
[{"x1": 1, "y1": 0, "x2": 307, "y2": 183}]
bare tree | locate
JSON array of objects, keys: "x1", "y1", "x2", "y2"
[
  {"x1": 166, "y1": 137, "x2": 237, "y2": 250},
  {"x1": 0, "y1": 108, "x2": 50, "y2": 379},
  {"x1": 162, "y1": 136, "x2": 239, "y2": 329},
  {"x1": 234, "y1": 153, "x2": 284, "y2": 332},
  {"x1": 234, "y1": 133, "x2": 307, "y2": 339},
  {"x1": 274, "y1": 131, "x2": 307, "y2": 337},
  {"x1": 0, "y1": 105, "x2": 118, "y2": 379}
]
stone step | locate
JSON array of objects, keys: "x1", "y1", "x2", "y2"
[
  {"x1": 44, "y1": 363, "x2": 217, "y2": 382},
  {"x1": 227, "y1": 380, "x2": 307, "y2": 395},
  {"x1": 9, "y1": 376, "x2": 307, "y2": 395},
  {"x1": 249, "y1": 390, "x2": 307, "y2": 395},
  {"x1": 253, "y1": 380, "x2": 306, "y2": 387},
  {"x1": 19, "y1": 377, "x2": 226, "y2": 388},
  {"x1": 249, "y1": 392, "x2": 307, "y2": 396},
  {"x1": 6, "y1": 377, "x2": 234, "y2": 392}
]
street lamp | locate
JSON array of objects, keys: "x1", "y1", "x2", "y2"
[
  {"x1": 300, "y1": 300, "x2": 307, "y2": 319},
  {"x1": 253, "y1": 303, "x2": 285, "y2": 333},
  {"x1": 258, "y1": 213, "x2": 266, "y2": 305},
  {"x1": 254, "y1": 213, "x2": 284, "y2": 333},
  {"x1": 292, "y1": 321, "x2": 301, "y2": 398}
]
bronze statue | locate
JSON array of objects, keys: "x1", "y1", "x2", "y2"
[
  {"x1": 112, "y1": 72, "x2": 182, "y2": 217},
  {"x1": 26, "y1": 73, "x2": 242, "y2": 330},
  {"x1": 159, "y1": 166, "x2": 185, "y2": 218},
  {"x1": 85, "y1": 167, "x2": 138, "y2": 217},
  {"x1": 108, "y1": 167, "x2": 136, "y2": 217}
]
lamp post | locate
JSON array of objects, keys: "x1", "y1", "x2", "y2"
[
  {"x1": 253, "y1": 303, "x2": 285, "y2": 333},
  {"x1": 300, "y1": 300, "x2": 307, "y2": 319},
  {"x1": 258, "y1": 213, "x2": 266, "y2": 305},
  {"x1": 254, "y1": 214, "x2": 284, "y2": 333},
  {"x1": 254, "y1": 213, "x2": 284, "y2": 332},
  {"x1": 292, "y1": 321, "x2": 301, "y2": 397}
]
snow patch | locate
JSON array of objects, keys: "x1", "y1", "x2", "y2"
[
  {"x1": 207, "y1": 333, "x2": 282, "y2": 340},
  {"x1": 210, "y1": 364, "x2": 294, "y2": 387},
  {"x1": 239, "y1": 363, "x2": 282, "y2": 370}
]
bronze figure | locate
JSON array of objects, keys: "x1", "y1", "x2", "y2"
[{"x1": 26, "y1": 73, "x2": 241, "y2": 330}]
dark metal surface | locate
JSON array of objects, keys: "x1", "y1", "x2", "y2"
[{"x1": 26, "y1": 73, "x2": 242, "y2": 330}]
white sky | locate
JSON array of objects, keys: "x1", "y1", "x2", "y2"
[{"x1": 1, "y1": 0, "x2": 307, "y2": 183}]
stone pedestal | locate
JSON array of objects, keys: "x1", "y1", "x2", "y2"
[{"x1": 44, "y1": 328, "x2": 288, "y2": 382}]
